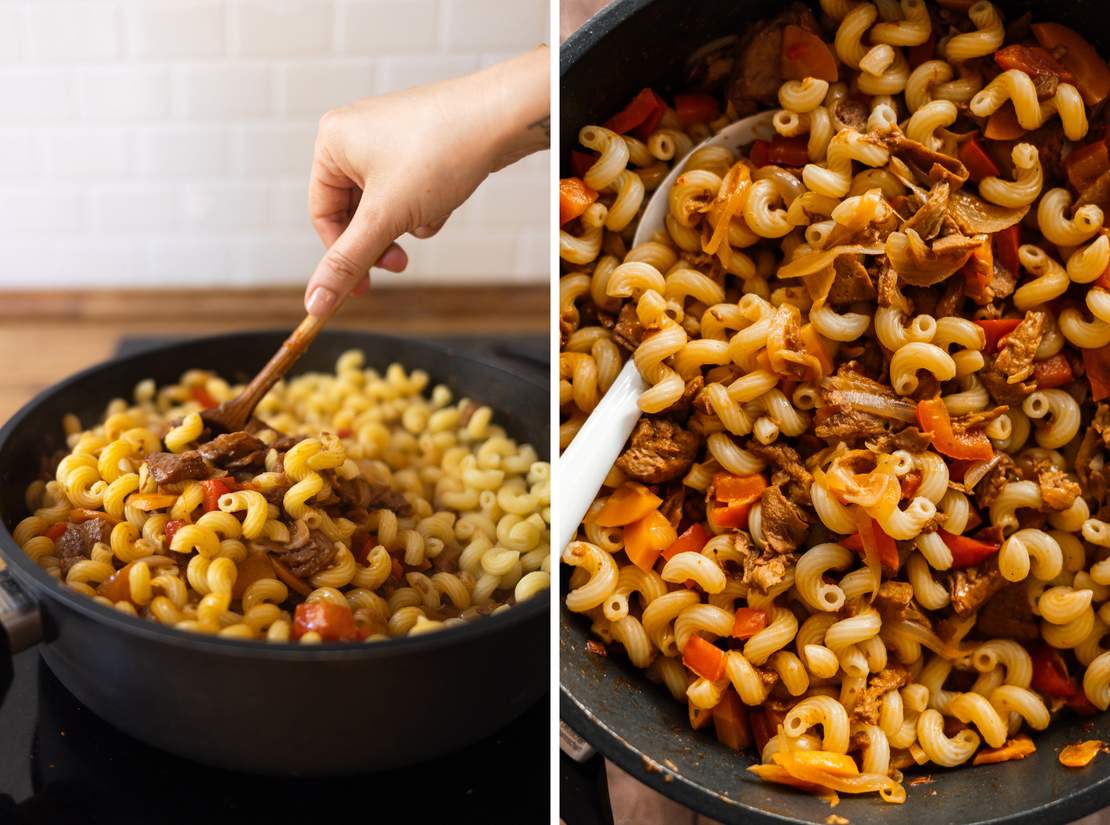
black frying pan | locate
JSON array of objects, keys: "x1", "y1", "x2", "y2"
[
  {"x1": 0, "y1": 330, "x2": 549, "y2": 776},
  {"x1": 560, "y1": 1, "x2": 1110, "y2": 822}
]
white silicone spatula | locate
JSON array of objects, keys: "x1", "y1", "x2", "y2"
[{"x1": 556, "y1": 110, "x2": 779, "y2": 552}]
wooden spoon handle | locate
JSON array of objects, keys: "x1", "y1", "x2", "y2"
[{"x1": 227, "y1": 314, "x2": 324, "y2": 423}]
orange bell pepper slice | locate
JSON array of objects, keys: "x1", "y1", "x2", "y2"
[
  {"x1": 1059, "y1": 740, "x2": 1108, "y2": 768},
  {"x1": 774, "y1": 750, "x2": 860, "y2": 778},
  {"x1": 559, "y1": 177, "x2": 599, "y2": 226},
  {"x1": 623, "y1": 509, "x2": 677, "y2": 571},
  {"x1": 985, "y1": 104, "x2": 1025, "y2": 140},
  {"x1": 916, "y1": 397, "x2": 994, "y2": 461},
  {"x1": 972, "y1": 736, "x2": 1036, "y2": 765},
  {"x1": 96, "y1": 561, "x2": 137, "y2": 604},
  {"x1": 682, "y1": 635, "x2": 726, "y2": 682},
  {"x1": 712, "y1": 688, "x2": 751, "y2": 751},
  {"x1": 731, "y1": 607, "x2": 768, "y2": 639},
  {"x1": 780, "y1": 25, "x2": 838, "y2": 82},
  {"x1": 593, "y1": 481, "x2": 662, "y2": 527},
  {"x1": 1032, "y1": 23, "x2": 1110, "y2": 105},
  {"x1": 938, "y1": 530, "x2": 1000, "y2": 568}
]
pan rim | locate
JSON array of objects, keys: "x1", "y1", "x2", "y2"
[
  {"x1": 0, "y1": 328, "x2": 549, "y2": 659},
  {"x1": 557, "y1": 0, "x2": 1110, "y2": 821},
  {"x1": 560, "y1": 681, "x2": 1110, "y2": 825}
]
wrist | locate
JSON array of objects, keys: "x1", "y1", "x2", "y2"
[{"x1": 471, "y1": 46, "x2": 550, "y2": 173}]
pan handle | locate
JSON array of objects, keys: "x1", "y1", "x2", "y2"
[
  {"x1": 0, "y1": 567, "x2": 41, "y2": 652},
  {"x1": 0, "y1": 567, "x2": 41, "y2": 706}
]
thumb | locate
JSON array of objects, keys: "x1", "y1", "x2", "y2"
[{"x1": 304, "y1": 203, "x2": 395, "y2": 318}]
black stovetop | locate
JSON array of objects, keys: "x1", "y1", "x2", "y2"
[{"x1": 0, "y1": 333, "x2": 551, "y2": 825}]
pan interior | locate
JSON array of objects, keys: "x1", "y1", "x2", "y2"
[
  {"x1": 0, "y1": 330, "x2": 549, "y2": 654},
  {"x1": 560, "y1": 0, "x2": 1110, "y2": 822}
]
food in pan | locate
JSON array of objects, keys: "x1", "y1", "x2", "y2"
[
  {"x1": 12, "y1": 351, "x2": 550, "y2": 643},
  {"x1": 560, "y1": 0, "x2": 1110, "y2": 803}
]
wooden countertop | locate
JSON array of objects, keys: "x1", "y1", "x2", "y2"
[{"x1": 0, "y1": 286, "x2": 549, "y2": 424}]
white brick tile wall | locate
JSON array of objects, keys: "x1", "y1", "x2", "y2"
[
  {"x1": 44, "y1": 128, "x2": 133, "y2": 178},
  {"x1": 0, "y1": 132, "x2": 40, "y2": 178},
  {"x1": 27, "y1": 3, "x2": 121, "y2": 63},
  {"x1": 0, "y1": 186, "x2": 84, "y2": 233},
  {"x1": 340, "y1": 0, "x2": 439, "y2": 55},
  {"x1": 0, "y1": 9, "x2": 26, "y2": 62},
  {"x1": 376, "y1": 54, "x2": 478, "y2": 93},
  {"x1": 0, "y1": 0, "x2": 549, "y2": 288},
  {"x1": 0, "y1": 70, "x2": 74, "y2": 123},
  {"x1": 88, "y1": 184, "x2": 182, "y2": 232},
  {"x1": 79, "y1": 68, "x2": 172, "y2": 122},
  {"x1": 175, "y1": 65, "x2": 272, "y2": 119},
  {"x1": 282, "y1": 61, "x2": 374, "y2": 117},
  {"x1": 127, "y1": 2, "x2": 227, "y2": 60},
  {"x1": 181, "y1": 181, "x2": 272, "y2": 229},
  {"x1": 237, "y1": 123, "x2": 316, "y2": 176},
  {"x1": 140, "y1": 126, "x2": 232, "y2": 177},
  {"x1": 442, "y1": 0, "x2": 547, "y2": 50},
  {"x1": 234, "y1": 1, "x2": 334, "y2": 57}
]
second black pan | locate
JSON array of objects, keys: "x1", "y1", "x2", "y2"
[
  {"x1": 561, "y1": 1, "x2": 1110, "y2": 822},
  {"x1": 0, "y1": 330, "x2": 549, "y2": 776}
]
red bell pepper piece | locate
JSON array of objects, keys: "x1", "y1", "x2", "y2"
[
  {"x1": 163, "y1": 519, "x2": 186, "y2": 545},
  {"x1": 975, "y1": 318, "x2": 1023, "y2": 354},
  {"x1": 352, "y1": 533, "x2": 374, "y2": 565},
  {"x1": 45, "y1": 522, "x2": 68, "y2": 541},
  {"x1": 662, "y1": 522, "x2": 712, "y2": 562},
  {"x1": 907, "y1": 30, "x2": 936, "y2": 69},
  {"x1": 959, "y1": 134, "x2": 1000, "y2": 182},
  {"x1": 674, "y1": 93, "x2": 719, "y2": 128},
  {"x1": 1083, "y1": 344, "x2": 1110, "y2": 401},
  {"x1": 191, "y1": 386, "x2": 219, "y2": 409},
  {"x1": 1033, "y1": 354, "x2": 1075, "y2": 389},
  {"x1": 1065, "y1": 140, "x2": 1110, "y2": 190},
  {"x1": 604, "y1": 88, "x2": 667, "y2": 139},
  {"x1": 844, "y1": 510, "x2": 900, "y2": 572},
  {"x1": 570, "y1": 150, "x2": 595, "y2": 180},
  {"x1": 748, "y1": 136, "x2": 810, "y2": 167},
  {"x1": 1031, "y1": 645, "x2": 1077, "y2": 698},
  {"x1": 1067, "y1": 691, "x2": 1100, "y2": 716},
  {"x1": 682, "y1": 635, "x2": 726, "y2": 682},
  {"x1": 731, "y1": 607, "x2": 769, "y2": 639},
  {"x1": 995, "y1": 44, "x2": 1075, "y2": 85},
  {"x1": 916, "y1": 398, "x2": 994, "y2": 461},
  {"x1": 995, "y1": 224, "x2": 1020, "y2": 278},
  {"x1": 938, "y1": 530, "x2": 1000, "y2": 568},
  {"x1": 293, "y1": 601, "x2": 362, "y2": 642},
  {"x1": 199, "y1": 477, "x2": 237, "y2": 512}
]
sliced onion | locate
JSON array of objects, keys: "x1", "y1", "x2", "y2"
[
  {"x1": 778, "y1": 243, "x2": 884, "y2": 279},
  {"x1": 962, "y1": 454, "x2": 1003, "y2": 491},
  {"x1": 947, "y1": 190, "x2": 1028, "y2": 235}
]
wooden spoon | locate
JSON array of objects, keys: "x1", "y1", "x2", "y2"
[{"x1": 201, "y1": 314, "x2": 324, "y2": 434}]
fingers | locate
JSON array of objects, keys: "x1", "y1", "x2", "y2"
[
  {"x1": 380, "y1": 243, "x2": 408, "y2": 272},
  {"x1": 304, "y1": 203, "x2": 395, "y2": 318},
  {"x1": 411, "y1": 215, "x2": 450, "y2": 239}
]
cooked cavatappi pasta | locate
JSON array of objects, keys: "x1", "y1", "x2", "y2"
[
  {"x1": 560, "y1": 0, "x2": 1110, "y2": 803},
  {"x1": 14, "y1": 352, "x2": 550, "y2": 644}
]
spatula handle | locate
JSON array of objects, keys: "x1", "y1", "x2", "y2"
[{"x1": 556, "y1": 359, "x2": 647, "y2": 552}]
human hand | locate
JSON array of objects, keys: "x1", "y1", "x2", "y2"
[{"x1": 304, "y1": 45, "x2": 550, "y2": 317}]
